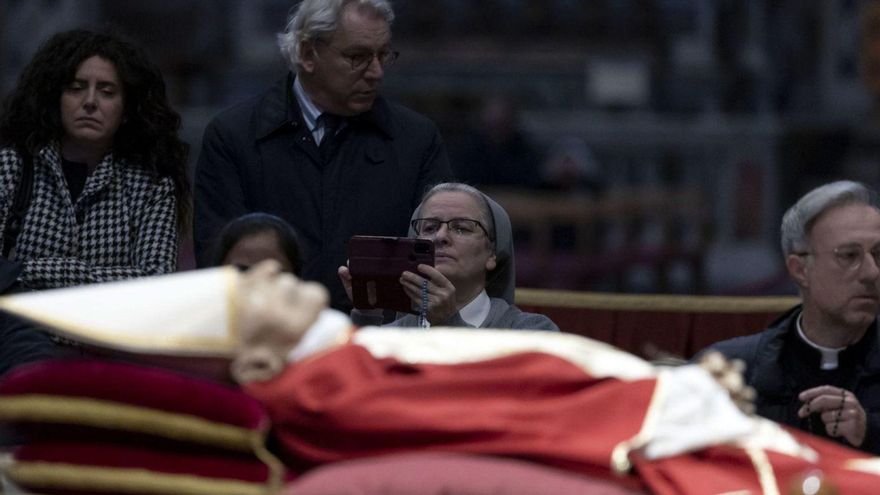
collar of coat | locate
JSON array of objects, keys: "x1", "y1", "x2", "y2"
[
  {"x1": 39, "y1": 144, "x2": 120, "y2": 199},
  {"x1": 254, "y1": 73, "x2": 394, "y2": 141},
  {"x1": 752, "y1": 305, "x2": 880, "y2": 380}
]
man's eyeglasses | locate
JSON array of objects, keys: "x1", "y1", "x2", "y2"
[
  {"x1": 411, "y1": 218, "x2": 490, "y2": 239},
  {"x1": 316, "y1": 40, "x2": 399, "y2": 71},
  {"x1": 795, "y1": 245, "x2": 880, "y2": 271}
]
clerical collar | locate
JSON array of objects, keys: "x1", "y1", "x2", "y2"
[
  {"x1": 796, "y1": 312, "x2": 846, "y2": 370},
  {"x1": 459, "y1": 290, "x2": 491, "y2": 327}
]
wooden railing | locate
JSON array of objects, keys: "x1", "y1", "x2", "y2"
[{"x1": 516, "y1": 288, "x2": 799, "y2": 360}]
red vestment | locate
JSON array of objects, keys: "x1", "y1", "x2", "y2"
[{"x1": 247, "y1": 342, "x2": 880, "y2": 494}]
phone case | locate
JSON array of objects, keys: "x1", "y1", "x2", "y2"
[{"x1": 347, "y1": 235, "x2": 434, "y2": 314}]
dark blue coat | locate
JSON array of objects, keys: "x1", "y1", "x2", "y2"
[
  {"x1": 706, "y1": 306, "x2": 880, "y2": 454},
  {"x1": 194, "y1": 74, "x2": 452, "y2": 310}
]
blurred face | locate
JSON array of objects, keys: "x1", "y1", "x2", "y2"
[
  {"x1": 224, "y1": 231, "x2": 293, "y2": 273},
  {"x1": 789, "y1": 203, "x2": 880, "y2": 332},
  {"x1": 297, "y1": 3, "x2": 390, "y2": 116},
  {"x1": 60, "y1": 56, "x2": 125, "y2": 156},
  {"x1": 416, "y1": 191, "x2": 496, "y2": 298}
]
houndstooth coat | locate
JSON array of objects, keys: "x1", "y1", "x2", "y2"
[{"x1": 0, "y1": 145, "x2": 178, "y2": 289}]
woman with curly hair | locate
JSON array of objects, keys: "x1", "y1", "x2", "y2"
[{"x1": 0, "y1": 29, "x2": 190, "y2": 289}]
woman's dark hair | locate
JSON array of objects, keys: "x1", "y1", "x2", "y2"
[
  {"x1": 0, "y1": 29, "x2": 191, "y2": 230},
  {"x1": 211, "y1": 213, "x2": 305, "y2": 276}
]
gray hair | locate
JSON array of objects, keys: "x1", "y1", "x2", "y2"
[
  {"x1": 410, "y1": 182, "x2": 516, "y2": 303},
  {"x1": 417, "y1": 182, "x2": 496, "y2": 243},
  {"x1": 780, "y1": 180, "x2": 880, "y2": 255},
  {"x1": 277, "y1": 0, "x2": 395, "y2": 72}
]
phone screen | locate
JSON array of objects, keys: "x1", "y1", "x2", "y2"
[{"x1": 347, "y1": 236, "x2": 435, "y2": 314}]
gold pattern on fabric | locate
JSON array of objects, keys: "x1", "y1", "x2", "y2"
[
  {"x1": 0, "y1": 395, "x2": 258, "y2": 452},
  {"x1": 5, "y1": 462, "x2": 268, "y2": 495}
]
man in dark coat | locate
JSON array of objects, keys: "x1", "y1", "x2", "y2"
[
  {"x1": 702, "y1": 180, "x2": 880, "y2": 454},
  {"x1": 194, "y1": 0, "x2": 452, "y2": 311}
]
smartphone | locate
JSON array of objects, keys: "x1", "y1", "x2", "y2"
[{"x1": 347, "y1": 235, "x2": 434, "y2": 314}]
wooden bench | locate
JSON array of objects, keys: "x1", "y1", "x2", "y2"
[
  {"x1": 516, "y1": 288, "x2": 799, "y2": 360},
  {"x1": 486, "y1": 186, "x2": 710, "y2": 293}
]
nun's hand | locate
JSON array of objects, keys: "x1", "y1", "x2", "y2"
[
  {"x1": 336, "y1": 263, "x2": 354, "y2": 302},
  {"x1": 400, "y1": 264, "x2": 457, "y2": 324}
]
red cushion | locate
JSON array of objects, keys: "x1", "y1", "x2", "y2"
[
  {"x1": 286, "y1": 452, "x2": 646, "y2": 495},
  {"x1": 0, "y1": 359, "x2": 269, "y2": 453},
  {"x1": 6, "y1": 441, "x2": 286, "y2": 495},
  {"x1": 0, "y1": 359, "x2": 265, "y2": 427},
  {"x1": 0, "y1": 360, "x2": 289, "y2": 494}
]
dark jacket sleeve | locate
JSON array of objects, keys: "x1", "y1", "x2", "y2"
[
  {"x1": 699, "y1": 335, "x2": 760, "y2": 360},
  {"x1": 416, "y1": 124, "x2": 453, "y2": 196},
  {"x1": 862, "y1": 413, "x2": 880, "y2": 454},
  {"x1": 0, "y1": 312, "x2": 60, "y2": 377},
  {"x1": 505, "y1": 311, "x2": 560, "y2": 331},
  {"x1": 692, "y1": 335, "x2": 761, "y2": 373},
  {"x1": 350, "y1": 309, "x2": 387, "y2": 327},
  {"x1": 193, "y1": 115, "x2": 250, "y2": 267}
]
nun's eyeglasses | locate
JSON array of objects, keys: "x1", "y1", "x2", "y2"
[{"x1": 411, "y1": 218, "x2": 490, "y2": 239}]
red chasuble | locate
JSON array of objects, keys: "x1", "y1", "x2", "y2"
[
  {"x1": 634, "y1": 428, "x2": 878, "y2": 494},
  {"x1": 247, "y1": 340, "x2": 880, "y2": 494},
  {"x1": 247, "y1": 343, "x2": 656, "y2": 487}
]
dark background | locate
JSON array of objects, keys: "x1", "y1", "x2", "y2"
[{"x1": 3, "y1": 0, "x2": 878, "y2": 295}]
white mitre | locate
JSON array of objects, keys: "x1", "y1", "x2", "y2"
[
  {"x1": 0, "y1": 267, "x2": 241, "y2": 356},
  {"x1": 0, "y1": 264, "x2": 351, "y2": 364}
]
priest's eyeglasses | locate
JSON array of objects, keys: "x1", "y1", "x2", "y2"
[
  {"x1": 317, "y1": 40, "x2": 399, "y2": 71},
  {"x1": 795, "y1": 245, "x2": 880, "y2": 271},
  {"x1": 411, "y1": 218, "x2": 490, "y2": 239}
]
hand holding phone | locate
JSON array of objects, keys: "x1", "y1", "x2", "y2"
[{"x1": 347, "y1": 236, "x2": 434, "y2": 314}]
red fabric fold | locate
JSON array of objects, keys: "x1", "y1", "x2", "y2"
[
  {"x1": 247, "y1": 343, "x2": 655, "y2": 486},
  {"x1": 248, "y1": 343, "x2": 880, "y2": 494}
]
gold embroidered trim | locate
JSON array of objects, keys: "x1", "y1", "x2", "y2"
[
  {"x1": 250, "y1": 430, "x2": 286, "y2": 494},
  {"x1": 744, "y1": 446, "x2": 781, "y2": 495},
  {"x1": 516, "y1": 288, "x2": 799, "y2": 314},
  {"x1": 845, "y1": 457, "x2": 880, "y2": 474},
  {"x1": 610, "y1": 372, "x2": 669, "y2": 474},
  {"x1": 225, "y1": 266, "x2": 240, "y2": 351},
  {"x1": 0, "y1": 395, "x2": 257, "y2": 452},
  {"x1": 5, "y1": 461, "x2": 268, "y2": 495}
]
